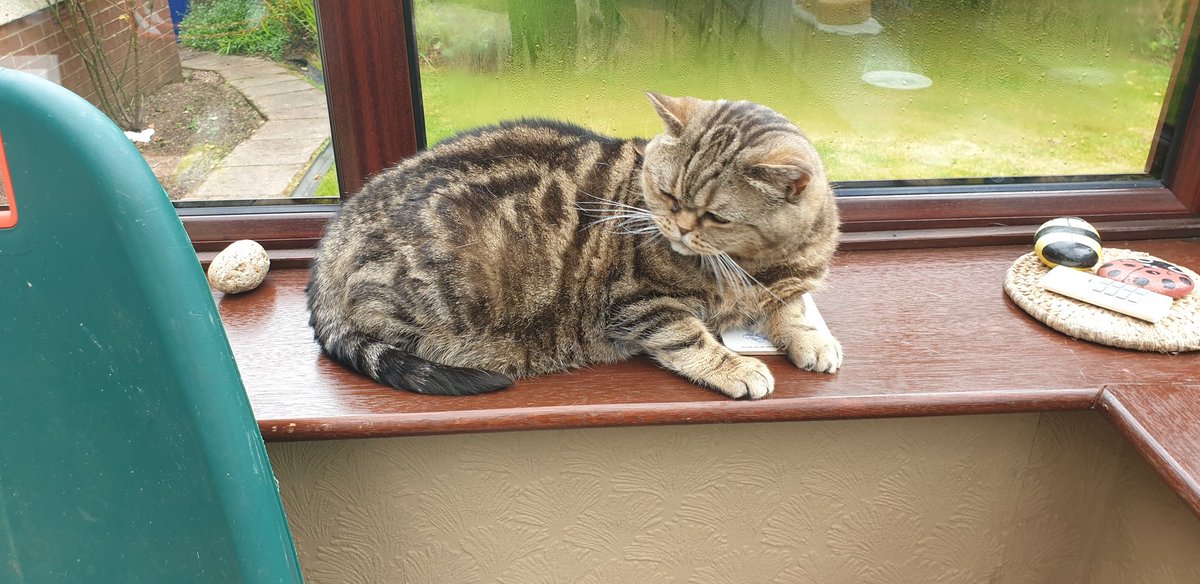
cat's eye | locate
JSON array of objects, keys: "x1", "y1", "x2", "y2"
[
  {"x1": 704, "y1": 212, "x2": 731, "y2": 225},
  {"x1": 661, "y1": 189, "x2": 681, "y2": 213}
]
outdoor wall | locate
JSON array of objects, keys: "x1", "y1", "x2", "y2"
[
  {"x1": 0, "y1": 0, "x2": 180, "y2": 108},
  {"x1": 267, "y1": 412, "x2": 1200, "y2": 583}
]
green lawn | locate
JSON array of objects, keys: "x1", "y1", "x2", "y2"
[
  {"x1": 414, "y1": 0, "x2": 1179, "y2": 182},
  {"x1": 315, "y1": 162, "x2": 339, "y2": 198}
]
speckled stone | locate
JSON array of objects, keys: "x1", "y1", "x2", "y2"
[{"x1": 207, "y1": 240, "x2": 270, "y2": 294}]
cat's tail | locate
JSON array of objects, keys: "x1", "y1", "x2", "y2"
[{"x1": 318, "y1": 331, "x2": 513, "y2": 396}]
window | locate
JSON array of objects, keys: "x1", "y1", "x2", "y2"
[
  {"x1": 313, "y1": 0, "x2": 1198, "y2": 246},
  {"x1": 3, "y1": 0, "x2": 1197, "y2": 250},
  {"x1": 412, "y1": 0, "x2": 1182, "y2": 183},
  {"x1": 165, "y1": 0, "x2": 338, "y2": 209},
  {"x1": 0, "y1": 0, "x2": 337, "y2": 217}
]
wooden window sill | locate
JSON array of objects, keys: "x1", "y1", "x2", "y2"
[{"x1": 214, "y1": 239, "x2": 1200, "y2": 516}]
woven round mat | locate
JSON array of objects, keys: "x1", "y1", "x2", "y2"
[{"x1": 1004, "y1": 248, "x2": 1200, "y2": 353}]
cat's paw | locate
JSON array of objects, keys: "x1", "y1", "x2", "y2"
[
  {"x1": 709, "y1": 355, "x2": 775, "y2": 400},
  {"x1": 786, "y1": 330, "x2": 843, "y2": 373}
]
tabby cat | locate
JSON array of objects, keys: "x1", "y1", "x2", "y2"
[{"x1": 307, "y1": 93, "x2": 842, "y2": 399}]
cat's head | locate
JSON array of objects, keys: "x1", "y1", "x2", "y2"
[{"x1": 639, "y1": 92, "x2": 837, "y2": 263}]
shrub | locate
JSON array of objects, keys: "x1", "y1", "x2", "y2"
[
  {"x1": 275, "y1": 0, "x2": 317, "y2": 45},
  {"x1": 48, "y1": 0, "x2": 146, "y2": 130},
  {"x1": 180, "y1": 0, "x2": 316, "y2": 60}
]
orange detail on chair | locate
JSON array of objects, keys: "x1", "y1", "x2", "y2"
[{"x1": 0, "y1": 130, "x2": 17, "y2": 229}]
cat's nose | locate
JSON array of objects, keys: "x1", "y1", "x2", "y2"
[{"x1": 676, "y1": 212, "x2": 699, "y2": 234}]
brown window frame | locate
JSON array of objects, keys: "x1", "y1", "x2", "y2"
[{"x1": 182, "y1": 0, "x2": 1200, "y2": 256}]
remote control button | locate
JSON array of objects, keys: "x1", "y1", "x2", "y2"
[
  {"x1": 1116, "y1": 290, "x2": 1131, "y2": 299},
  {"x1": 1103, "y1": 287, "x2": 1118, "y2": 296}
]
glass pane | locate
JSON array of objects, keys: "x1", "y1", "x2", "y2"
[
  {"x1": 413, "y1": 0, "x2": 1191, "y2": 182},
  {"x1": 0, "y1": 0, "x2": 337, "y2": 206}
]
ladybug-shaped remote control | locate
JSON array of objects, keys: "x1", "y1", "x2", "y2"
[{"x1": 1096, "y1": 258, "x2": 1195, "y2": 299}]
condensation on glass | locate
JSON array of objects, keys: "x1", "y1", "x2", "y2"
[
  {"x1": 0, "y1": 0, "x2": 336, "y2": 206},
  {"x1": 413, "y1": 0, "x2": 1192, "y2": 182}
]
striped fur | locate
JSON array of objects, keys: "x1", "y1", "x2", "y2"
[{"x1": 307, "y1": 94, "x2": 842, "y2": 398}]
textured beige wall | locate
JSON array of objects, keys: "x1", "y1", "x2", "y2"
[{"x1": 267, "y1": 412, "x2": 1200, "y2": 583}]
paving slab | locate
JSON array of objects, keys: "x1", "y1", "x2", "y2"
[
  {"x1": 191, "y1": 164, "x2": 306, "y2": 200},
  {"x1": 264, "y1": 106, "x2": 330, "y2": 122},
  {"x1": 251, "y1": 119, "x2": 331, "y2": 141},
  {"x1": 221, "y1": 138, "x2": 326, "y2": 167},
  {"x1": 179, "y1": 51, "x2": 248, "y2": 71},
  {"x1": 220, "y1": 61, "x2": 289, "y2": 81},
  {"x1": 251, "y1": 91, "x2": 328, "y2": 112},
  {"x1": 240, "y1": 79, "x2": 319, "y2": 100},
  {"x1": 229, "y1": 74, "x2": 305, "y2": 90}
]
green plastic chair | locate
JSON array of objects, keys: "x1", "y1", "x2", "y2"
[{"x1": 0, "y1": 69, "x2": 303, "y2": 583}]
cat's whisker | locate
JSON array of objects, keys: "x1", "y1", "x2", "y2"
[
  {"x1": 718, "y1": 254, "x2": 751, "y2": 289},
  {"x1": 718, "y1": 257, "x2": 741, "y2": 294},
  {"x1": 575, "y1": 207, "x2": 656, "y2": 220},
  {"x1": 574, "y1": 199, "x2": 638, "y2": 208},
  {"x1": 616, "y1": 217, "x2": 657, "y2": 229},
  {"x1": 585, "y1": 212, "x2": 651, "y2": 222},
  {"x1": 573, "y1": 202, "x2": 623, "y2": 211},
  {"x1": 701, "y1": 256, "x2": 721, "y2": 292},
  {"x1": 719, "y1": 254, "x2": 751, "y2": 289},
  {"x1": 615, "y1": 227, "x2": 660, "y2": 236},
  {"x1": 710, "y1": 259, "x2": 729, "y2": 294},
  {"x1": 584, "y1": 213, "x2": 655, "y2": 230},
  {"x1": 720, "y1": 252, "x2": 783, "y2": 303},
  {"x1": 708, "y1": 257, "x2": 722, "y2": 292},
  {"x1": 577, "y1": 192, "x2": 652, "y2": 213},
  {"x1": 703, "y1": 253, "x2": 737, "y2": 295},
  {"x1": 574, "y1": 203, "x2": 655, "y2": 217},
  {"x1": 636, "y1": 232, "x2": 664, "y2": 249},
  {"x1": 587, "y1": 221, "x2": 653, "y2": 233}
]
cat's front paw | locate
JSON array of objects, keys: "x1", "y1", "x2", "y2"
[
  {"x1": 708, "y1": 355, "x2": 775, "y2": 400},
  {"x1": 786, "y1": 330, "x2": 843, "y2": 373}
]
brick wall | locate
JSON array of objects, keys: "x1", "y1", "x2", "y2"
[{"x1": 0, "y1": 0, "x2": 182, "y2": 124}]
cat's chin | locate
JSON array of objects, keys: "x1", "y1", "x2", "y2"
[{"x1": 670, "y1": 241, "x2": 698, "y2": 256}]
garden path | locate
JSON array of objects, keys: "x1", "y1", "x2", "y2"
[{"x1": 178, "y1": 49, "x2": 330, "y2": 200}]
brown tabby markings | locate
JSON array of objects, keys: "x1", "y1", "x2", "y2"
[{"x1": 307, "y1": 93, "x2": 842, "y2": 399}]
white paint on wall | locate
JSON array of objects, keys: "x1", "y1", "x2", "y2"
[
  {"x1": 268, "y1": 412, "x2": 1200, "y2": 583},
  {"x1": 0, "y1": 0, "x2": 61, "y2": 27}
]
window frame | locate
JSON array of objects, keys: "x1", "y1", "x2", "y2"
[{"x1": 180, "y1": 0, "x2": 1200, "y2": 255}]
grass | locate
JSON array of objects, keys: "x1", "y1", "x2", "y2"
[
  {"x1": 314, "y1": 163, "x2": 339, "y2": 198},
  {"x1": 415, "y1": 1, "x2": 1179, "y2": 181}
]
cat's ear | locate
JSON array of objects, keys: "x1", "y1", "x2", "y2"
[
  {"x1": 749, "y1": 161, "x2": 812, "y2": 204},
  {"x1": 646, "y1": 91, "x2": 699, "y2": 137}
]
